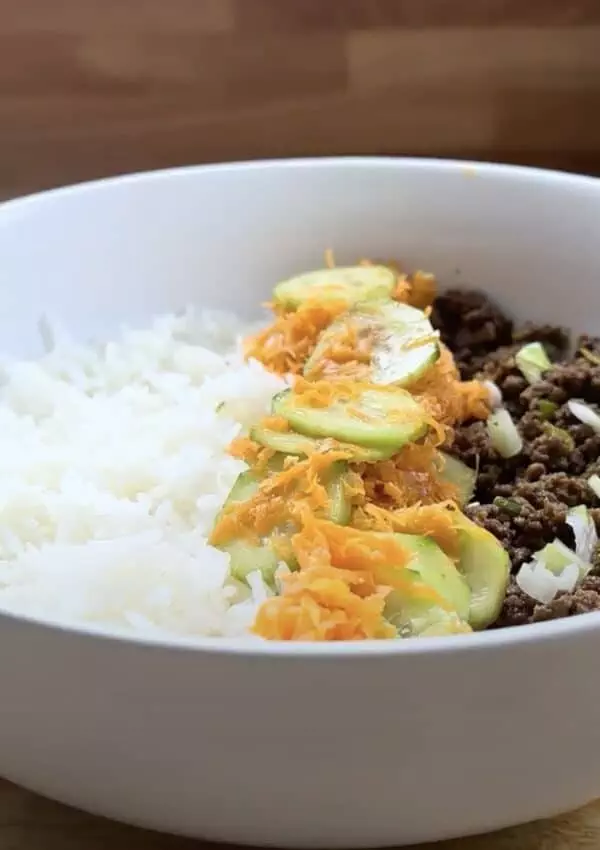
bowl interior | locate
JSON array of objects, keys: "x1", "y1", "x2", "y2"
[{"x1": 0, "y1": 158, "x2": 598, "y2": 357}]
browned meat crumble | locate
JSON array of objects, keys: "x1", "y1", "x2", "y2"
[{"x1": 432, "y1": 289, "x2": 600, "y2": 626}]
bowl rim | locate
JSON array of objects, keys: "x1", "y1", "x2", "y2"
[
  {"x1": 1, "y1": 155, "x2": 600, "y2": 656},
  {"x1": 1, "y1": 155, "x2": 599, "y2": 217}
]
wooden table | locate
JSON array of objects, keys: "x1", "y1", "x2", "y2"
[
  {"x1": 1, "y1": 780, "x2": 599, "y2": 850},
  {"x1": 2, "y1": 0, "x2": 600, "y2": 198}
]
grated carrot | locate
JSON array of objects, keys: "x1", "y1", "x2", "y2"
[
  {"x1": 352, "y1": 502, "x2": 461, "y2": 562},
  {"x1": 260, "y1": 415, "x2": 290, "y2": 433},
  {"x1": 406, "y1": 270, "x2": 437, "y2": 309},
  {"x1": 245, "y1": 300, "x2": 347, "y2": 376},
  {"x1": 210, "y1": 450, "x2": 349, "y2": 547},
  {"x1": 252, "y1": 513, "x2": 446, "y2": 641},
  {"x1": 409, "y1": 346, "x2": 490, "y2": 425},
  {"x1": 304, "y1": 315, "x2": 373, "y2": 381},
  {"x1": 358, "y1": 442, "x2": 459, "y2": 510}
]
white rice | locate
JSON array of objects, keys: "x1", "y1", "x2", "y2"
[{"x1": 0, "y1": 308, "x2": 287, "y2": 639}]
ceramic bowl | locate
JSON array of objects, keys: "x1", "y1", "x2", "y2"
[{"x1": 1, "y1": 159, "x2": 599, "y2": 847}]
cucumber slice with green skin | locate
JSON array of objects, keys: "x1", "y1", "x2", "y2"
[
  {"x1": 273, "y1": 266, "x2": 396, "y2": 310},
  {"x1": 225, "y1": 539, "x2": 279, "y2": 584},
  {"x1": 217, "y1": 454, "x2": 353, "y2": 582},
  {"x1": 452, "y1": 512, "x2": 510, "y2": 629},
  {"x1": 438, "y1": 453, "x2": 477, "y2": 506},
  {"x1": 382, "y1": 533, "x2": 471, "y2": 636},
  {"x1": 224, "y1": 470, "x2": 261, "y2": 506},
  {"x1": 218, "y1": 464, "x2": 281, "y2": 583},
  {"x1": 272, "y1": 387, "x2": 428, "y2": 451},
  {"x1": 250, "y1": 425, "x2": 396, "y2": 463},
  {"x1": 304, "y1": 300, "x2": 439, "y2": 386}
]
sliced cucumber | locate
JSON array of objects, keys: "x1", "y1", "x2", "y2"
[
  {"x1": 218, "y1": 467, "x2": 279, "y2": 584},
  {"x1": 225, "y1": 539, "x2": 279, "y2": 584},
  {"x1": 452, "y1": 512, "x2": 510, "y2": 629},
  {"x1": 325, "y1": 461, "x2": 352, "y2": 525},
  {"x1": 382, "y1": 533, "x2": 471, "y2": 636},
  {"x1": 217, "y1": 453, "x2": 353, "y2": 583},
  {"x1": 273, "y1": 266, "x2": 396, "y2": 310},
  {"x1": 304, "y1": 300, "x2": 439, "y2": 386},
  {"x1": 272, "y1": 387, "x2": 428, "y2": 451},
  {"x1": 438, "y1": 453, "x2": 477, "y2": 506},
  {"x1": 225, "y1": 470, "x2": 261, "y2": 506},
  {"x1": 250, "y1": 425, "x2": 396, "y2": 463}
]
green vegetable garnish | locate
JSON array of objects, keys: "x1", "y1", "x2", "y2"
[
  {"x1": 493, "y1": 497, "x2": 521, "y2": 516},
  {"x1": 580, "y1": 347, "x2": 600, "y2": 366},
  {"x1": 515, "y1": 342, "x2": 552, "y2": 385},
  {"x1": 537, "y1": 399, "x2": 558, "y2": 419},
  {"x1": 542, "y1": 422, "x2": 574, "y2": 451}
]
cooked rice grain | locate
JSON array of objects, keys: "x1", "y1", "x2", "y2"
[{"x1": 0, "y1": 309, "x2": 286, "y2": 638}]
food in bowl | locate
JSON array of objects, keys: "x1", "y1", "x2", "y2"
[{"x1": 1, "y1": 255, "x2": 598, "y2": 642}]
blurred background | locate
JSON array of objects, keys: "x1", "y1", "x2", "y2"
[{"x1": 3, "y1": 0, "x2": 600, "y2": 199}]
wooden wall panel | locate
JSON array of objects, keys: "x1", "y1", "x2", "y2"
[{"x1": 1, "y1": 0, "x2": 599, "y2": 198}]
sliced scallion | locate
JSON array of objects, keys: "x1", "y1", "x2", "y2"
[
  {"x1": 588, "y1": 474, "x2": 600, "y2": 500},
  {"x1": 482, "y1": 380, "x2": 502, "y2": 410},
  {"x1": 515, "y1": 342, "x2": 552, "y2": 385},
  {"x1": 487, "y1": 408, "x2": 523, "y2": 458},
  {"x1": 537, "y1": 399, "x2": 558, "y2": 419},
  {"x1": 567, "y1": 399, "x2": 600, "y2": 434},
  {"x1": 566, "y1": 504, "x2": 598, "y2": 564}
]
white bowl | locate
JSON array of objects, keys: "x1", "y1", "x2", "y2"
[{"x1": 0, "y1": 158, "x2": 600, "y2": 848}]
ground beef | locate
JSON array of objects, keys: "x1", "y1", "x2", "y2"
[
  {"x1": 495, "y1": 575, "x2": 600, "y2": 627},
  {"x1": 432, "y1": 288, "x2": 600, "y2": 627}
]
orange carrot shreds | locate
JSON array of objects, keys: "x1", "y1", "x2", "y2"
[
  {"x1": 227, "y1": 437, "x2": 268, "y2": 466},
  {"x1": 406, "y1": 270, "x2": 437, "y2": 310},
  {"x1": 304, "y1": 316, "x2": 374, "y2": 382},
  {"x1": 253, "y1": 568, "x2": 395, "y2": 641},
  {"x1": 291, "y1": 376, "x2": 362, "y2": 408},
  {"x1": 260, "y1": 415, "x2": 290, "y2": 433},
  {"x1": 244, "y1": 300, "x2": 348, "y2": 376},
  {"x1": 324, "y1": 248, "x2": 336, "y2": 269},
  {"x1": 392, "y1": 274, "x2": 411, "y2": 303},
  {"x1": 210, "y1": 451, "x2": 348, "y2": 548},
  {"x1": 409, "y1": 346, "x2": 491, "y2": 426},
  {"x1": 252, "y1": 513, "x2": 453, "y2": 641},
  {"x1": 358, "y1": 442, "x2": 460, "y2": 510},
  {"x1": 252, "y1": 512, "x2": 413, "y2": 641},
  {"x1": 352, "y1": 502, "x2": 461, "y2": 562}
]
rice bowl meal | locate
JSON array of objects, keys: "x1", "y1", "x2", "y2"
[
  {"x1": 4, "y1": 160, "x2": 600, "y2": 849},
  {"x1": 2, "y1": 254, "x2": 598, "y2": 641}
]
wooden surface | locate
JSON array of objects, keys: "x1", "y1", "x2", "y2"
[
  {"x1": 2, "y1": 0, "x2": 600, "y2": 197},
  {"x1": 2, "y1": 779, "x2": 600, "y2": 850}
]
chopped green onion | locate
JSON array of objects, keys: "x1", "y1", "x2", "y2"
[
  {"x1": 515, "y1": 342, "x2": 552, "y2": 385},
  {"x1": 493, "y1": 497, "x2": 521, "y2": 516},
  {"x1": 537, "y1": 399, "x2": 558, "y2": 419},
  {"x1": 487, "y1": 408, "x2": 523, "y2": 458},
  {"x1": 567, "y1": 399, "x2": 600, "y2": 434},
  {"x1": 542, "y1": 422, "x2": 574, "y2": 450},
  {"x1": 482, "y1": 380, "x2": 502, "y2": 409},
  {"x1": 515, "y1": 504, "x2": 597, "y2": 604},
  {"x1": 588, "y1": 474, "x2": 600, "y2": 499},
  {"x1": 541, "y1": 539, "x2": 589, "y2": 578},
  {"x1": 580, "y1": 347, "x2": 600, "y2": 366},
  {"x1": 516, "y1": 552, "x2": 579, "y2": 603},
  {"x1": 566, "y1": 505, "x2": 598, "y2": 563}
]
